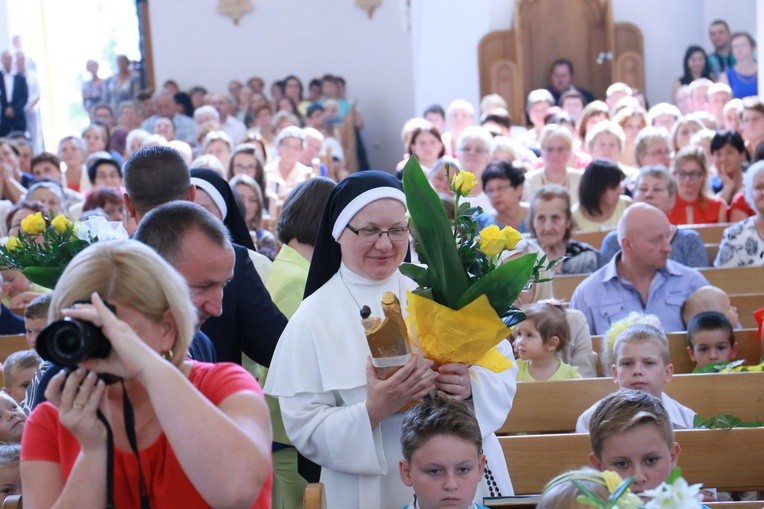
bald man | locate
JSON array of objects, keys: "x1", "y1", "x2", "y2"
[{"x1": 570, "y1": 203, "x2": 709, "y2": 334}]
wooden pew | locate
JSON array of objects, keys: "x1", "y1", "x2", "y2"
[
  {"x1": 552, "y1": 266, "x2": 764, "y2": 302},
  {"x1": 679, "y1": 222, "x2": 730, "y2": 244},
  {"x1": 0, "y1": 335, "x2": 30, "y2": 364},
  {"x1": 705, "y1": 243, "x2": 719, "y2": 265},
  {"x1": 571, "y1": 230, "x2": 609, "y2": 249},
  {"x1": 499, "y1": 371, "x2": 764, "y2": 435},
  {"x1": 732, "y1": 294, "x2": 764, "y2": 329},
  {"x1": 501, "y1": 427, "x2": 764, "y2": 495},
  {"x1": 590, "y1": 328, "x2": 762, "y2": 377}
]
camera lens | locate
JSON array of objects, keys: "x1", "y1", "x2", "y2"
[{"x1": 36, "y1": 317, "x2": 111, "y2": 368}]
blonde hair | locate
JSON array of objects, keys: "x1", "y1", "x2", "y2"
[
  {"x1": 612, "y1": 323, "x2": 670, "y2": 366},
  {"x1": 585, "y1": 121, "x2": 626, "y2": 152},
  {"x1": 539, "y1": 124, "x2": 574, "y2": 150},
  {"x1": 539, "y1": 467, "x2": 610, "y2": 509},
  {"x1": 49, "y1": 240, "x2": 195, "y2": 365}
]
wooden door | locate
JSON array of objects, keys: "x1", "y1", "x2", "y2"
[
  {"x1": 514, "y1": 0, "x2": 614, "y2": 99},
  {"x1": 478, "y1": 0, "x2": 643, "y2": 125}
]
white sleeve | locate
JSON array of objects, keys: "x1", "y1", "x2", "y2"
[
  {"x1": 279, "y1": 391, "x2": 386, "y2": 476},
  {"x1": 469, "y1": 340, "x2": 517, "y2": 439}
]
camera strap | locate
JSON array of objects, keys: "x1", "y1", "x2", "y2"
[{"x1": 97, "y1": 381, "x2": 151, "y2": 509}]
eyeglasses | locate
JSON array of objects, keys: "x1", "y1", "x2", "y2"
[
  {"x1": 458, "y1": 146, "x2": 487, "y2": 154},
  {"x1": 346, "y1": 224, "x2": 410, "y2": 241},
  {"x1": 233, "y1": 163, "x2": 258, "y2": 172},
  {"x1": 674, "y1": 171, "x2": 703, "y2": 181},
  {"x1": 485, "y1": 184, "x2": 514, "y2": 195},
  {"x1": 542, "y1": 146, "x2": 571, "y2": 153}
]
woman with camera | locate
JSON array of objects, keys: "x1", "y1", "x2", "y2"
[{"x1": 20, "y1": 240, "x2": 272, "y2": 508}]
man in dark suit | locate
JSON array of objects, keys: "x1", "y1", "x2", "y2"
[
  {"x1": 126, "y1": 146, "x2": 288, "y2": 365},
  {"x1": 0, "y1": 51, "x2": 28, "y2": 136}
]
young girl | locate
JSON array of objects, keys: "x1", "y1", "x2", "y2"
[
  {"x1": 514, "y1": 302, "x2": 581, "y2": 381},
  {"x1": 0, "y1": 444, "x2": 21, "y2": 504}
]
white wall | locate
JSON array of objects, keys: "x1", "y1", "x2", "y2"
[
  {"x1": 410, "y1": 0, "x2": 758, "y2": 115},
  {"x1": 149, "y1": 0, "x2": 414, "y2": 171}
]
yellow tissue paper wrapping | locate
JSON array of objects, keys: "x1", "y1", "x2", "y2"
[{"x1": 405, "y1": 291, "x2": 512, "y2": 373}]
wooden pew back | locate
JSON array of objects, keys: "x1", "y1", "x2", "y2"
[
  {"x1": 501, "y1": 427, "x2": 764, "y2": 495},
  {"x1": 591, "y1": 328, "x2": 761, "y2": 377},
  {"x1": 679, "y1": 223, "x2": 730, "y2": 244},
  {"x1": 499, "y1": 371, "x2": 764, "y2": 435}
]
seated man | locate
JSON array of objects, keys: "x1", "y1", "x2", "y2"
[
  {"x1": 546, "y1": 59, "x2": 595, "y2": 105},
  {"x1": 571, "y1": 203, "x2": 708, "y2": 334}
]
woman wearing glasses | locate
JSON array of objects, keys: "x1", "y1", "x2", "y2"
[
  {"x1": 667, "y1": 145, "x2": 728, "y2": 225},
  {"x1": 523, "y1": 124, "x2": 583, "y2": 206},
  {"x1": 264, "y1": 171, "x2": 516, "y2": 508}
]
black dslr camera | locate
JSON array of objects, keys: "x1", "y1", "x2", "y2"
[{"x1": 36, "y1": 301, "x2": 115, "y2": 368}]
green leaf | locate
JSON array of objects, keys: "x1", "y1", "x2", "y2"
[
  {"x1": 572, "y1": 482, "x2": 607, "y2": 509},
  {"x1": 455, "y1": 252, "x2": 537, "y2": 313},
  {"x1": 402, "y1": 156, "x2": 468, "y2": 308},
  {"x1": 666, "y1": 467, "x2": 682, "y2": 485},
  {"x1": 399, "y1": 263, "x2": 432, "y2": 288}
]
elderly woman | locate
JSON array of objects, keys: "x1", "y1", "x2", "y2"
[
  {"x1": 263, "y1": 126, "x2": 312, "y2": 200},
  {"x1": 572, "y1": 159, "x2": 632, "y2": 232},
  {"x1": 576, "y1": 100, "x2": 609, "y2": 145},
  {"x1": 527, "y1": 184, "x2": 598, "y2": 274},
  {"x1": 427, "y1": 156, "x2": 462, "y2": 196},
  {"x1": 599, "y1": 166, "x2": 707, "y2": 268},
  {"x1": 25, "y1": 180, "x2": 68, "y2": 218},
  {"x1": 634, "y1": 126, "x2": 672, "y2": 168},
  {"x1": 523, "y1": 124, "x2": 583, "y2": 206},
  {"x1": 20, "y1": 240, "x2": 272, "y2": 507},
  {"x1": 714, "y1": 161, "x2": 764, "y2": 267},
  {"x1": 516, "y1": 89, "x2": 555, "y2": 150},
  {"x1": 668, "y1": 145, "x2": 727, "y2": 225},
  {"x1": 482, "y1": 160, "x2": 529, "y2": 232},
  {"x1": 204, "y1": 130, "x2": 233, "y2": 172},
  {"x1": 670, "y1": 117, "x2": 704, "y2": 153},
  {"x1": 455, "y1": 125, "x2": 494, "y2": 211},
  {"x1": 264, "y1": 171, "x2": 516, "y2": 508},
  {"x1": 442, "y1": 99, "x2": 475, "y2": 156}
]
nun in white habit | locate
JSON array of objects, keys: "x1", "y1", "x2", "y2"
[{"x1": 264, "y1": 170, "x2": 517, "y2": 508}]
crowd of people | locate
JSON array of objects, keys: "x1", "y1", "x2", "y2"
[{"x1": 0, "y1": 14, "x2": 760, "y2": 509}]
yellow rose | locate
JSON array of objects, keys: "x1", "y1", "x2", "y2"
[
  {"x1": 478, "y1": 225, "x2": 506, "y2": 257},
  {"x1": 20, "y1": 212, "x2": 45, "y2": 235},
  {"x1": 601, "y1": 470, "x2": 625, "y2": 494},
  {"x1": 4, "y1": 236, "x2": 20, "y2": 251},
  {"x1": 501, "y1": 226, "x2": 523, "y2": 250},
  {"x1": 451, "y1": 171, "x2": 476, "y2": 195},
  {"x1": 51, "y1": 214, "x2": 72, "y2": 234}
]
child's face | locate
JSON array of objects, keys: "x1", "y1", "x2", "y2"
[
  {"x1": 612, "y1": 342, "x2": 672, "y2": 398},
  {"x1": 399, "y1": 434, "x2": 485, "y2": 509},
  {"x1": 0, "y1": 464, "x2": 20, "y2": 503},
  {"x1": 590, "y1": 423, "x2": 679, "y2": 493},
  {"x1": 4, "y1": 365, "x2": 37, "y2": 404},
  {"x1": 688, "y1": 329, "x2": 737, "y2": 368},
  {"x1": 25, "y1": 316, "x2": 48, "y2": 349},
  {"x1": 0, "y1": 393, "x2": 25, "y2": 442},
  {"x1": 513, "y1": 320, "x2": 556, "y2": 361}
]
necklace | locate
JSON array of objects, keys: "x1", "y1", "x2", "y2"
[{"x1": 339, "y1": 267, "x2": 403, "y2": 319}]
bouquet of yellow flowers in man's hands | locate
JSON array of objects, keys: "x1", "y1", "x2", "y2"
[
  {"x1": 400, "y1": 156, "x2": 554, "y2": 372},
  {"x1": 0, "y1": 213, "x2": 128, "y2": 289}
]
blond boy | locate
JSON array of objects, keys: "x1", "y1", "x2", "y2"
[
  {"x1": 575, "y1": 324, "x2": 696, "y2": 432},
  {"x1": 2, "y1": 350, "x2": 41, "y2": 404}
]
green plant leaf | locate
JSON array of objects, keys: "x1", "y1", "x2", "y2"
[
  {"x1": 455, "y1": 252, "x2": 537, "y2": 312},
  {"x1": 402, "y1": 156, "x2": 468, "y2": 308},
  {"x1": 666, "y1": 467, "x2": 682, "y2": 484},
  {"x1": 609, "y1": 476, "x2": 635, "y2": 502},
  {"x1": 399, "y1": 263, "x2": 432, "y2": 288}
]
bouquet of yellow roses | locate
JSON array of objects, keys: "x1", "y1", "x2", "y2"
[
  {"x1": 0, "y1": 212, "x2": 128, "y2": 289},
  {"x1": 400, "y1": 157, "x2": 553, "y2": 372}
]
